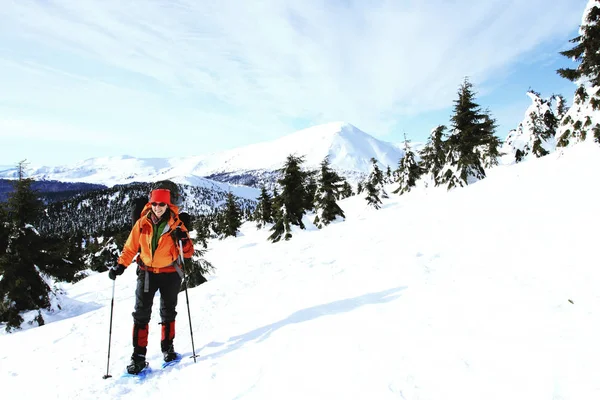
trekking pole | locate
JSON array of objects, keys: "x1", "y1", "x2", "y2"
[
  {"x1": 178, "y1": 239, "x2": 197, "y2": 362},
  {"x1": 102, "y1": 279, "x2": 116, "y2": 379}
]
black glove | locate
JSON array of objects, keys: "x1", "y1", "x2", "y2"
[
  {"x1": 171, "y1": 227, "x2": 188, "y2": 242},
  {"x1": 108, "y1": 264, "x2": 126, "y2": 280}
]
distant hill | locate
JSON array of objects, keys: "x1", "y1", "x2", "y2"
[
  {"x1": 0, "y1": 122, "x2": 404, "y2": 189},
  {"x1": 0, "y1": 179, "x2": 107, "y2": 203}
]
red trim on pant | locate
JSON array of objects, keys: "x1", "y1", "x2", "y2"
[
  {"x1": 161, "y1": 321, "x2": 175, "y2": 341},
  {"x1": 133, "y1": 324, "x2": 149, "y2": 347}
]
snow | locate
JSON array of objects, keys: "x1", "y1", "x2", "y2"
[{"x1": 1, "y1": 140, "x2": 599, "y2": 399}]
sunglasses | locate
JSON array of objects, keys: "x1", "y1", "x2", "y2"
[{"x1": 151, "y1": 202, "x2": 167, "y2": 207}]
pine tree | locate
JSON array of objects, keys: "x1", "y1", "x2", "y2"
[
  {"x1": 222, "y1": 192, "x2": 242, "y2": 238},
  {"x1": 271, "y1": 187, "x2": 281, "y2": 218},
  {"x1": 313, "y1": 156, "x2": 345, "y2": 228},
  {"x1": 339, "y1": 181, "x2": 354, "y2": 199},
  {"x1": 556, "y1": 2, "x2": 600, "y2": 144},
  {"x1": 440, "y1": 78, "x2": 500, "y2": 189},
  {"x1": 183, "y1": 216, "x2": 214, "y2": 289},
  {"x1": 193, "y1": 214, "x2": 213, "y2": 248},
  {"x1": 557, "y1": 1, "x2": 600, "y2": 108},
  {"x1": 385, "y1": 166, "x2": 393, "y2": 184},
  {"x1": 557, "y1": 86, "x2": 597, "y2": 146},
  {"x1": 419, "y1": 125, "x2": 447, "y2": 185},
  {"x1": 269, "y1": 155, "x2": 308, "y2": 242},
  {"x1": 356, "y1": 180, "x2": 364, "y2": 194},
  {"x1": 0, "y1": 161, "x2": 54, "y2": 331},
  {"x1": 553, "y1": 94, "x2": 569, "y2": 120},
  {"x1": 0, "y1": 203, "x2": 9, "y2": 258},
  {"x1": 254, "y1": 185, "x2": 274, "y2": 229},
  {"x1": 505, "y1": 91, "x2": 560, "y2": 161},
  {"x1": 393, "y1": 135, "x2": 422, "y2": 195},
  {"x1": 304, "y1": 170, "x2": 318, "y2": 212},
  {"x1": 364, "y1": 158, "x2": 386, "y2": 209},
  {"x1": 478, "y1": 112, "x2": 503, "y2": 168}
]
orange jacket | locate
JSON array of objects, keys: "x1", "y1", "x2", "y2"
[{"x1": 117, "y1": 203, "x2": 194, "y2": 271}]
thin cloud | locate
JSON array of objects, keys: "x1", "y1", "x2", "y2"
[{"x1": 0, "y1": 0, "x2": 586, "y2": 154}]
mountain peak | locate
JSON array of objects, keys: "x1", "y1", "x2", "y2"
[{"x1": 0, "y1": 122, "x2": 403, "y2": 186}]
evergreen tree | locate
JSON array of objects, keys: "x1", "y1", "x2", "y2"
[
  {"x1": 364, "y1": 180, "x2": 382, "y2": 210},
  {"x1": 339, "y1": 181, "x2": 354, "y2": 199},
  {"x1": 505, "y1": 91, "x2": 560, "y2": 162},
  {"x1": 477, "y1": 111, "x2": 503, "y2": 168},
  {"x1": 364, "y1": 158, "x2": 386, "y2": 209},
  {"x1": 556, "y1": 86, "x2": 599, "y2": 146},
  {"x1": 222, "y1": 192, "x2": 242, "y2": 238},
  {"x1": 183, "y1": 216, "x2": 214, "y2": 289},
  {"x1": 557, "y1": 1, "x2": 600, "y2": 109},
  {"x1": 0, "y1": 161, "x2": 54, "y2": 331},
  {"x1": 304, "y1": 170, "x2": 318, "y2": 212},
  {"x1": 553, "y1": 94, "x2": 569, "y2": 120},
  {"x1": 440, "y1": 78, "x2": 500, "y2": 189},
  {"x1": 393, "y1": 135, "x2": 422, "y2": 195},
  {"x1": 271, "y1": 187, "x2": 281, "y2": 219},
  {"x1": 193, "y1": 214, "x2": 213, "y2": 248},
  {"x1": 313, "y1": 156, "x2": 345, "y2": 228},
  {"x1": 88, "y1": 236, "x2": 120, "y2": 272},
  {"x1": 0, "y1": 203, "x2": 9, "y2": 258},
  {"x1": 385, "y1": 166, "x2": 393, "y2": 184},
  {"x1": 419, "y1": 125, "x2": 447, "y2": 185},
  {"x1": 269, "y1": 155, "x2": 308, "y2": 242},
  {"x1": 254, "y1": 185, "x2": 274, "y2": 229},
  {"x1": 356, "y1": 180, "x2": 364, "y2": 194}
]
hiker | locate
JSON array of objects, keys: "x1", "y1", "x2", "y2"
[{"x1": 109, "y1": 188, "x2": 194, "y2": 374}]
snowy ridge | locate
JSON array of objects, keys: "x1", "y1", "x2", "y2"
[
  {"x1": 0, "y1": 122, "x2": 403, "y2": 187},
  {"x1": 1, "y1": 140, "x2": 599, "y2": 399}
]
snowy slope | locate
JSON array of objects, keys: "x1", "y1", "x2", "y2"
[
  {"x1": 1, "y1": 140, "x2": 599, "y2": 400},
  {"x1": 0, "y1": 122, "x2": 403, "y2": 187}
]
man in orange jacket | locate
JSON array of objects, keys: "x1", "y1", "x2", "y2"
[{"x1": 109, "y1": 188, "x2": 194, "y2": 374}]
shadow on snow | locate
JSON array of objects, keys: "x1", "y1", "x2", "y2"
[{"x1": 198, "y1": 285, "x2": 407, "y2": 361}]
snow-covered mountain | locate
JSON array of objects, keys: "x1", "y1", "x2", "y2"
[{"x1": 0, "y1": 122, "x2": 404, "y2": 188}]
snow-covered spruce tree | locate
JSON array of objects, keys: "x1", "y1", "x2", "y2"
[
  {"x1": 477, "y1": 111, "x2": 503, "y2": 169},
  {"x1": 268, "y1": 154, "x2": 309, "y2": 242},
  {"x1": 506, "y1": 91, "x2": 561, "y2": 161},
  {"x1": 556, "y1": 86, "x2": 599, "y2": 146},
  {"x1": 253, "y1": 185, "x2": 274, "y2": 229},
  {"x1": 356, "y1": 180, "x2": 364, "y2": 194},
  {"x1": 270, "y1": 187, "x2": 281, "y2": 219},
  {"x1": 393, "y1": 136, "x2": 423, "y2": 195},
  {"x1": 385, "y1": 166, "x2": 393, "y2": 184},
  {"x1": 0, "y1": 204, "x2": 9, "y2": 258},
  {"x1": 553, "y1": 94, "x2": 569, "y2": 121},
  {"x1": 193, "y1": 214, "x2": 213, "y2": 248},
  {"x1": 0, "y1": 162, "x2": 55, "y2": 331},
  {"x1": 313, "y1": 156, "x2": 345, "y2": 228},
  {"x1": 221, "y1": 191, "x2": 242, "y2": 238},
  {"x1": 439, "y1": 78, "x2": 501, "y2": 189},
  {"x1": 419, "y1": 125, "x2": 447, "y2": 186},
  {"x1": 304, "y1": 169, "x2": 318, "y2": 213},
  {"x1": 557, "y1": 0, "x2": 600, "y2": 144},
  {"x1": 557, "y1": 0, "x2": 600, "y2": 105},
  {"x1": 339, "y1": 181, "x2": 354, "y2": 199},
  {"x1": 364, "y1": 158, "x2": 387, "y2": 209}
]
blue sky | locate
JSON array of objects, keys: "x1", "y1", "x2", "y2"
[{"x1": 0, "y1": 0, "x2": 588, "y2": 167}]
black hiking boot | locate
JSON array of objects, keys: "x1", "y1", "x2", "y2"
[
  {"x1": 161, "y1": 341, "x2": 178, "y2": 362},
  {"x1": 127, "y1": 353, "x2": 148, "y2": 375}
]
